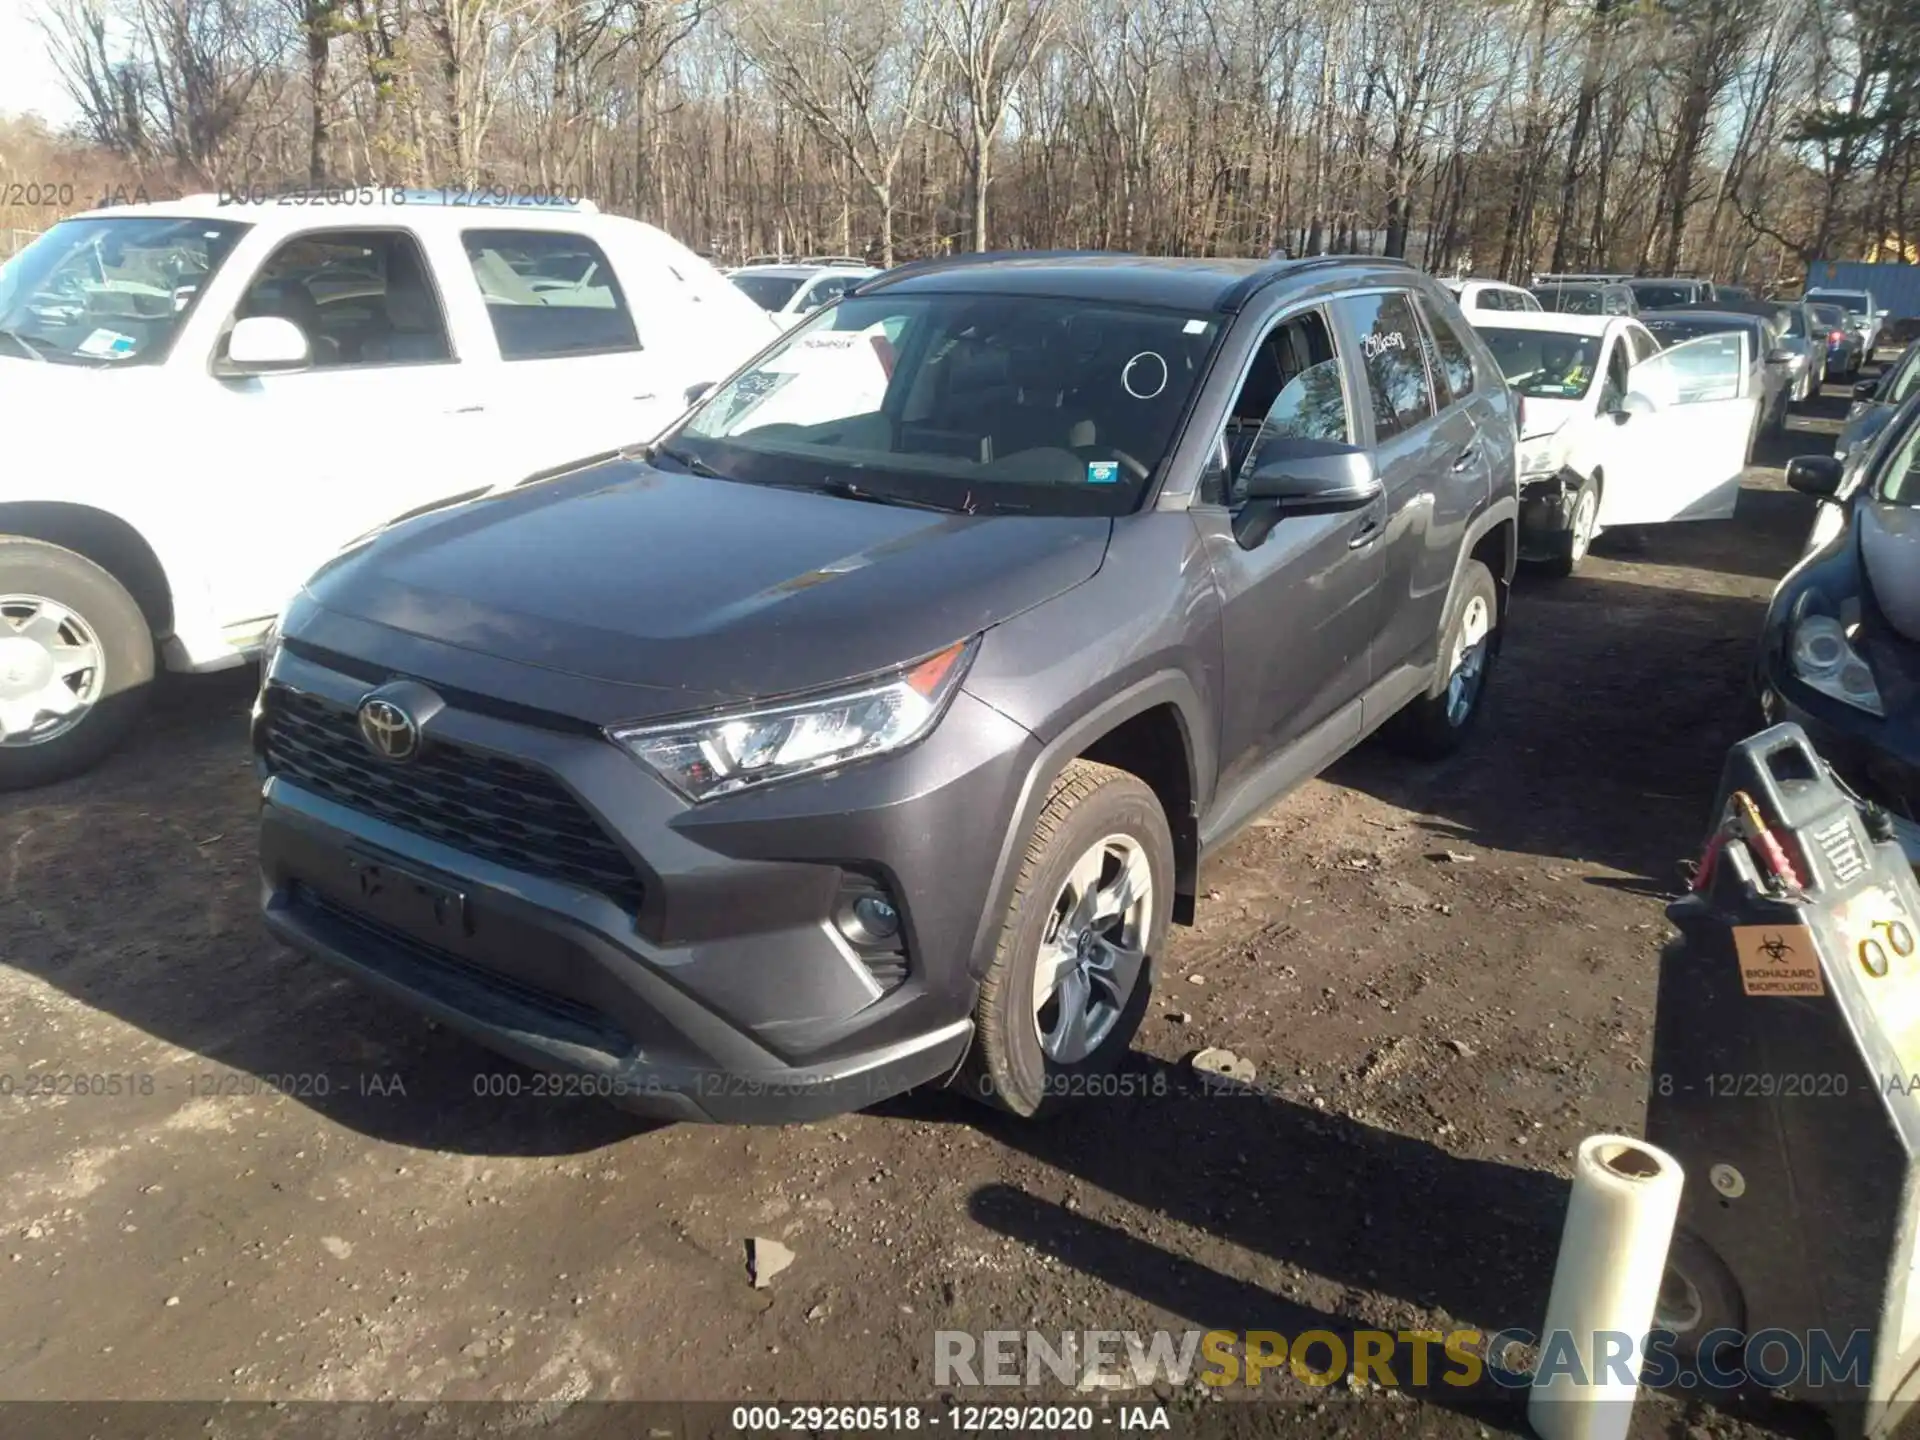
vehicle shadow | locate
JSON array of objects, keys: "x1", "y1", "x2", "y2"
[
  {"x1": 903, "y1": 1062, "x2": 1823, "y2": 1436},
  {"x1": 1329, "y1": 566, "x2": 1787, "y2": 888},
  {"x1": 0, "y1": 667, "x2": 654, "y2": 1156}
]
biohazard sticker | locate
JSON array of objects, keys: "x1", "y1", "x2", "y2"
[{"x1": 1732, "y1": 924, "x2": 1825, "y2": 997}]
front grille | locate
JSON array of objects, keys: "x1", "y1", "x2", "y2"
[{"x1": 263, "y1": 688, "x2": 646, "y2": 911}]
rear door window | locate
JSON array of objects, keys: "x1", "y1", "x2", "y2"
[
  {"x1": 1332, "y1": 291, "x2": 1436, "y2": 440},
  {"x1": 1415, "y1": 294, "x2": 1476, "y2": 404},
  {"x1": 462, "y1": 229, "x2": 640, "y2": 359}
]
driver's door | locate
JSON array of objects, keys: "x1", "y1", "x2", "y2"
[{"x1": 1595, "y1": 332, "x2": 1757, "y2": 526}]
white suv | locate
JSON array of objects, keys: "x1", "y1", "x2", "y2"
[{"x1": 0, "y1": 191, "x2": 780, "y2": 789}]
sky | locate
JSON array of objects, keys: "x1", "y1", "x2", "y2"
[{"x1": 0, "y1": 0, "x2": 81, "y2": 127}]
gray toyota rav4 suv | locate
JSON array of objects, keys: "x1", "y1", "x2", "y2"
[{"x1": 255, "y1": 252, "x2": 1519, "y2": 1123}]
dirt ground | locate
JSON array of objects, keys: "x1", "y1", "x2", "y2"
[{"x1": 0, "y1": 364, "x2": 1890, "y2": 1439}]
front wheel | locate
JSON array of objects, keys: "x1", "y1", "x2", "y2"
[
  {"x1": 961, "y1": 759, "x2": 1173, "y2": 1118},
  {"x1": 1386, "y1": 559, "x2": 1499, "y2": 759},
  {"x1": 0, "y1": 537, "x2": 155, "y2": 792},
  {"x1": 1540, "y1": 481, "x2": 1599, "y2": 578}
]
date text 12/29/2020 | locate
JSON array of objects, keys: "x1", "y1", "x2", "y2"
[
  {"x1": 729, "y1": 1405, "x2": 1172, "y2": 1433},
  {"x1": 213, "y1": 182, "x2": 585, "y2": 207}
]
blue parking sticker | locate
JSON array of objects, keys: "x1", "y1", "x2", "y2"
[{"x1": 1086, "y1": 461, "x2": 1120, "y2": 484}]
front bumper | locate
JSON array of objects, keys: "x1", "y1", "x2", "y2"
[
  {"x1": 1518, "y1": 473, "x2": 1579, "y2": 561},
  {"x1": 255, "y1": 635, "x2": 1040, "y2": 1122}
]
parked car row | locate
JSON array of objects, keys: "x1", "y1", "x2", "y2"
[{"x1": 0, "y1": 207, "x2": 1892, "y2": 1126}]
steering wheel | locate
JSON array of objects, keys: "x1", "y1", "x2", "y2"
[{"x1": 1072, "y1": 446, "x2": 1150, "y2": 482}]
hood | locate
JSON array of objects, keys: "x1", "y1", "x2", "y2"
[
  {"x1": 302, "y1": 459, "x2": 1112, "y2": 716},
  {"x1": 1861, "y1": 502, "x2": 1920, "y2": 644},
  {"x1": 1520, "y1": 396, "x2": 1584, "y2": 442}
]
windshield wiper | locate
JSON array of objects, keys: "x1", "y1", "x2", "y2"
[
  {"x1": 648, "y1": 443, "x2": 727, "y2": 479},
  {"x1": 809, "y1": 478, "x2": 970, "y2": 514},
  {"x1": 0, "y1": 328, "x2": 49, "y2": 361}
]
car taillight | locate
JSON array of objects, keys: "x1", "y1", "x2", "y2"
[{"x1": 1830, "y1": 329, "x2": 1845, "y2": 343}]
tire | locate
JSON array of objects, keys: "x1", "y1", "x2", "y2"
[
  {"x1": 1386, "y1": 559, "x2": 1499, "y2": 759},
  {"x1": 1540, "y1": 479, "x2": 1599, "y2": 579},
  {"x1": 1656, "y1": 1229, "x2": 1745, "y2": 1361},
  {"x1": 961, "y1": 758, "x2": 1173, "y2": 1119},
  {"x1": 0, "y1": 537, "x2": 155, "y2": 792}
]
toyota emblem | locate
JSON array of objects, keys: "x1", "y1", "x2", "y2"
[{"x1": 357, "y1": 696, "x2": 420, "y2": 762}]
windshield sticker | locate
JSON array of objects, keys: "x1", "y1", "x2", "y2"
[
  {"x1": 1086, "y1": 461, "x2": 1120, "y2": 484},
  {"x1": 77, "y1": 328, "x2": 137, "y2": 358},
  {"x1": 1123, "y1": 351, "x2": 1169, "y2": 400},
  {"x1": 1183, "y1": 318, "x2": 1209, "y2": 335}
]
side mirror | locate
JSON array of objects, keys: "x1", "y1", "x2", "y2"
[
  {"x1": 1620, "y1": 390, "x2": 1657, "y2": 418},
  {"x1": 1765, "y1": 348, "x2": 1795, "y2": 365},
  {"x1": 1235, "y1": 444, "x2": 1379, "y2": 548},
  {"x1": 1242, "y1": 445, "x2": 1382, "y2": 512},
  {"x1": 1854, "y1": 379, "x2": 1878, "y2": 402},
  {"x1": 683, "y1": 381, "x2": 713, "y2": 406},
  {"x1": 1786, "y1": 455, "x2": 1845, "y2": 499},
  {"x1": 223, "y1": 315, "x2": 310, "y2": 374}
]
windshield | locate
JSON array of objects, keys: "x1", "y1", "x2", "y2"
[
  {"x1": 1882, "y1": 347, "x2": 1920, "y2": 408},
  {"x1": 1780, "y1": 307, "x2": 1807, "y2": 338},
  {"x1": 1642, "y1": 316, "x2": 1756, "y2": 348},
  {"x1": 1630, "y1": 281, "x2": 1696, "y2": 308},
  {"x1": 1475, "y1": 327, "x2": 1603, "y2": 400},
  {"x1": 1809, "y1": 305, "x2": 1847, "y2": 333},
  {"x1": 0, "y1": 215, "x2": 249, "y2": 365},
  {"x1": 731, "y1": 273, "x2": 807, "y2": 311},
  {"x1": 1532, "y1": 285, "x2": 1605, "y2": 315},
  {"x1": 1807, "y1": 290, "x2": 1870, "y2": 318},
  {"x1": 1877, "y1": 405, "x2": 1920, "y2": 505},
  {"x1": 670, "y1": 291, "x2": 1223, "y2": 515}
]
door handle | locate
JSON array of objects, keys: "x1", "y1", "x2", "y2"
[
  {"x1": 1451, "y1": 444, "x2": 1479, "y2": 472},
  {"x1": 1348, "y1": 495, "x2": 1387, "y2": 549},
  {"x1": 633, "y1": 392, "x2": 657, "y2": 401},
  {"x1": 449, "y1": 404, "x2": 485, "y2": 414}
]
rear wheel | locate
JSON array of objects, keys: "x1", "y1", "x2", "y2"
[
  {"x1": 1656, "y1": 1229, "x2": 1745, "y2": 1360},
  {"x1": 0, "y1": 537, "x2": 154, "y2": 792},
  {"x1": 961, "y1": 759, "x2": 1172, "y2": 1118},
  {"x1": 1387, "y1": 559, "x2": 1499, "y2": 758}
]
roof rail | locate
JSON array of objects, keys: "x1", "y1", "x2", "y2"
[
  {"x1": 801, "y1": 255, "x2": 872, "y2": 267},
  {"x1": 1218, "y1": 252, "x2": 1415, "y2": 312},
  {"x1": 852, "y1": 248, "x2": 1134, "y2": 293}
]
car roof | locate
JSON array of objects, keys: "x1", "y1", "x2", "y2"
[
  {"x1": 1463, "y1": 310, "x2": 1619, "y2": 337},
  {"x1": 1532, "y1": 279, "x2": 1628, "y2": 291},
  {"x1": 856, "y1": 251, "x2": 1422, "y2": 313},
  {"x1": 1642, "y1": 308, "x2": 1764, "y2": 328},
  {"x1": 56, "y1": 192, "x2": 641, "y2": 237}
]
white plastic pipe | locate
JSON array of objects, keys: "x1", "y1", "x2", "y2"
[{"x1": 1527, "y1": 1134, "x2": 1686, "y2": 1440}]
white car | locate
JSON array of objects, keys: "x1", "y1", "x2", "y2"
[
  {"x1": 0, "y1": 190, "x2": 781, "y2": 789},
  {"x1": 729, "y1": 262, "x2": 880, "y2": 328},
  {"x1": 1463, "y1": 310, "x2": 1761, "y2": 574},
  {"x1": 1439, "y1": 277, "x2": 1542, "y2": 314}
]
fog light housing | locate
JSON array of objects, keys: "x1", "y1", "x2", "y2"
[{"x1": 834, "y1": 875, "x2": 909, "y2": 992}]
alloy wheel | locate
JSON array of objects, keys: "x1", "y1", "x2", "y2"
[
  {"x1": 1031, "y1": 833, "x2": 1152, "y2": 1063},
  {"x1": 0, "y1": 595, "x2": 106, "y2": 747},
  {"x1": 1443, "y1": 594, "x2": 1493, "y2": 728},
  {"x1": 1569, "y1": 489, "x2": 1599, "y2": 564}
]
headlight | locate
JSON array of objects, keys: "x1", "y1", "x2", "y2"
[
  {"x1": 1518, "y1": 439, "x2": 1559, "y2": 479},
  {"x1": 1790, "y1": 613, "x2": 1884, "y2": 716},
  {"x1": 611, "y1": 637, "x2": 977, "y2": 801}
]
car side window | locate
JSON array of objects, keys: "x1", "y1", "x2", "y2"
[
  {"x1": 1415, "y1": 294, "x2": 1476, "y2": 404},
  {"x1": 1628, "y1": 328, "x2": 1660, "y2": 365},
  {"x1": 1475, "y1": 290, "x2": 1502, "y2": 311},
  {"x1": 462, "y1": 229, "x2": 640, "y2": 360},
  {"x1": 1202, "y1": 308, "x2": 1351, "y2": 506},
  {"x1": 1332, "y1": 291, "x2": 1435, "y2": 440},
  {"x1": 1598, "y1": 337, "x2": 1630, "y2": 411},
  {"x1": 798, "y1": 275, "x2": 857, "y2": 315},
  {"x1": 229, "y1": 229, "x2": 452, "y2": 368}
]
